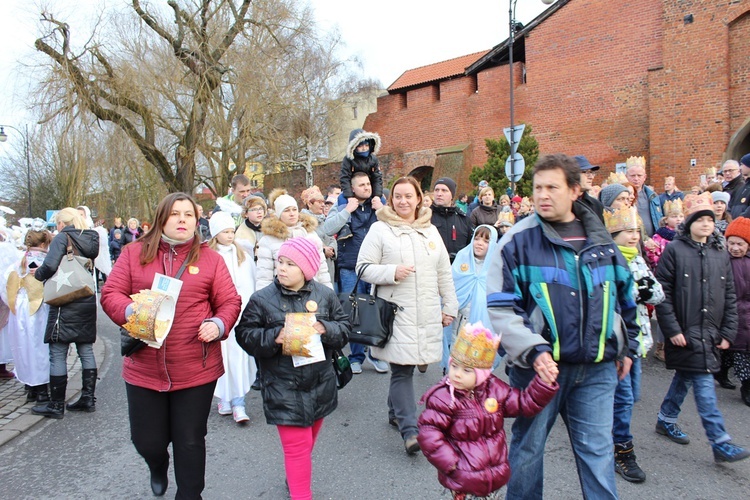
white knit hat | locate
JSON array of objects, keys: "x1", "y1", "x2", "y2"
[
  {"x1": 209, "y1": 211, "x2": 235, "y2": 238},
  {"x1": 274, "y1": 194, "x2": 298, "y2": 215}
]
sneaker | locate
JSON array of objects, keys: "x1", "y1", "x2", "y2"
[
  {"x1": 654, "y1": 342, "x2": 665, "y2": 362},
  {"x1": 614, "y1": 441, "x2": 646, "y2": 483},
  {"x1": 218, "y1": 401, "x2": 233, "y2": 415},
  {"x1": 350, "y1": 362, "x2": 363, "y2": 374},
  {"x1": 366, "y1": 352, "x2": 389, "y2": 373},
  {"x1": 655, "y1": 419, "x2": 690, "y2": 444},
  {"x1": 712, "y1": 441, "x2": 750, "y2": 463},
  {"x1": 404, "y1": 435, "x2": 421, "y2": 455},
  {"x1": 388, "y1": 415, "x2": 399, "y2": 428},
  {"x1": 232, "y1": 406, "x2": 250, "y2": 423}
]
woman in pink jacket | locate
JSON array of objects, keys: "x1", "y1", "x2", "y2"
[{"x1": 101, "y1": 193, "x2": 241, "y2": 499}]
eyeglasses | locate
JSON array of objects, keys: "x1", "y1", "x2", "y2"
[
  {"x1": 723, "y1": 169, "x2": 738, "y2": 173},
  {"x1": 582, "y1": 171, "x2": 597, "y2": 177},
  {"x1": 246, "y1": 207, "x2": 265, "y2": 213}
]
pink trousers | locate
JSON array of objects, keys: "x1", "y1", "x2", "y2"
[{"x1": 276, "y1": 419, "x2": 324, "y2": 500}]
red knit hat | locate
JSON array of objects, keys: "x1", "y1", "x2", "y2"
[
  {"x1": 278, "y1": 237, "x2": 320, "y2": 281},
  {"x1": 725, "y1": 217, "x2": 750, "y2": 245}
]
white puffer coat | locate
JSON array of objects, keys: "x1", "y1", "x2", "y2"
[
  {"x1": 356, "y1": 206, "x2": 458, "y2": 365},
  {"x1": 255, "y1": 213, "x2": 332, "y2": 291}
]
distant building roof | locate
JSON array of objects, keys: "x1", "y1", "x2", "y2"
[{"x1": 387, "y1": 50, "x2": 490, "y2": 92}]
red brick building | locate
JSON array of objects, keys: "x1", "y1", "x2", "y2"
[{"x1": 364, "y1": 0, "x2": 750, "y2": 195}]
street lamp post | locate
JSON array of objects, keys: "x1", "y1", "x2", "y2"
[{"x1": 0, "y1": 124, "x2": 32, "y2": 217}]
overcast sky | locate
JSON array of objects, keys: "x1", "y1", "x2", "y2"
[{"x1": 0, "y1": 0, "x2": 554, "y2": 128}]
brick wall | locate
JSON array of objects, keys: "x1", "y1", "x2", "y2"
[{"x1": 359, "y1": 0, "x2": 750, "y2": 195}]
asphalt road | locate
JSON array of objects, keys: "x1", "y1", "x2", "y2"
[{"x1": 1, "y1": 312, "x2": 749, "y2": 499}]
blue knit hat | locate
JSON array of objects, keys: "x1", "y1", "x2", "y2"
[{"x1": 599, "y1": 184, "x2": 629, "y2": 208}]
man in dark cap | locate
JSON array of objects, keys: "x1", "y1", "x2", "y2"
[
  {"x1": 575, "y1": 155, "x2": 605, "y2": 225},
  {"x1": 430, "y1": 177, "x2": 473, "y2": 375}
]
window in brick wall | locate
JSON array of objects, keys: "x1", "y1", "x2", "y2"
[
  {"x1": 522, "y1": 63, "x2": 527, "y2": 84},
  {"x1": 435, "y1": 83, "x2": 440, "y2": 101},
  {"x1": 399, "y1": 93, "x2": 407, "y2": 109},
  {"x1": 470, "y1": 74, "x2": 478, "y2": 94}
]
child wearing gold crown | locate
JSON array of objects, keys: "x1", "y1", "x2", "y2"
[
  {"x1": 418, "y1": 323, "x2": 558, "y2": 499},
  {"x1": 604, "y1": 206, "x2": 664, "y2": 482}
]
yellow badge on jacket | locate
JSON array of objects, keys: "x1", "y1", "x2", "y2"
[
  {"x1": 429, "y1": 241, "x2": 436, "y2": 250},
  {"x1": 460, "y1": 263, "x2": 469, "y2": 272},
  {"x1": 188, "y1": 266, "x2": 199, "y2": 275},
  {"x1": 484, "y1": 398, "x2": 499, "y2": 413},
  {"x1": 306, "y1": 300, "x2": 318, "y2": 313}
]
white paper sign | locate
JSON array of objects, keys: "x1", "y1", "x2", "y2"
[
  {"x1": 292, "y1": 334, "x2": 326, "y2": 367},
  {"x1": 151, "y1": 273, "x2": 183, "y2": 300}
]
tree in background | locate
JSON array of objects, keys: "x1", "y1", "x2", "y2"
[{"x1": 469, "y1": 124, "x2": 539, "y2": 198}]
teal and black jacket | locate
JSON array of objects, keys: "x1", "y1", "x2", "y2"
[{"x1": 487, "y1": 202, "x2": 639, "y2": 368}]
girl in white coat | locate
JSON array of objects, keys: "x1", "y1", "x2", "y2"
[
  {"x1": 207, "y1": 212, "x2": 257, "y2": 423},
  {"x1": 356, "y1": 176, "x2": 459, "y2": 455}
]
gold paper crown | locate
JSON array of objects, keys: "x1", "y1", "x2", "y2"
[
  {"x1": 520, "y1": 197, "x2": 531, "y2": 207},
  {"x1": 497, "y1": 211, "x2": 515, "y2": 226},
  {"x1": 604, "y1": 206, "x2": 640, "y2": 234},
  {"x1": 123, "y1": 290, "x2": 174, "y2": 342},
  {"x1": 607, "y1": 172, "x2": 627, "y2": 185},
  {"x1": 683, "y1": 192, "x2": 714, "y2": 217},
  {"x1": 663, "y1": 198, "x2": 684, "y2": 216},
  {"x1": 450, "y1": 323, "x2": 499, "y2": 369},
  {"x1": 626, "y1": 156, "x2": 646, "y2": 169}
]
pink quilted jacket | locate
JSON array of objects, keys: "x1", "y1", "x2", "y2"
[
  {"x1": 418, "y1": 375, "x2": 558, "y2": 497},
  {"x1": 101, "y1": 239, "x2": 241, "y2": 392}
]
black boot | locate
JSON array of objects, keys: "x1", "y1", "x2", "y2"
[
  {"x1": 714, "y1": 368, "x2": 736, "y2": 390},
  {"x1": 614, "y1": 441, "x2": 646, "y2": 483},
  {"x1": 31, "y1": 375, "x2": 67, "y2": 419},
  {"x1": 149, "y1": 459, "x2": 169, "y2": 497},
  {"x1": 35, "y1": 384, "x2": 50, "y2": 403},
  {"x1": 26, "y1": 385, "x2": 37, "y2": 402},
  {"x1": 66, "y1": 369, "x2": 97, "y2": 412},
  {"x1": 741, "y1": 381, "x2": 750, "y2": 407}
]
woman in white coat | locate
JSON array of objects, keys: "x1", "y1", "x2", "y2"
[
  {"x1": 255, "y1": 191, "x2": 331, "y2": 291},
  {"x1": 356, "y1": 176, "x2": 458, "y2": 455}
]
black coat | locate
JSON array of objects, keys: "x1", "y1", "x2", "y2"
[
  {"x1": 122, "y1": 227, "x2": 144, "y2": 246},
  {"x1": 235, "y1": 279, "x2": 350, "y2": 427},
  {"x1": 430, "y1": 205, "x2": 473, "y2": 262},
  {"x1": 655, "y1": 234, "x2": 738, "y2": 373},
  {"x1": 35, "y1": 226, "x2": 99, "y2": 344}
]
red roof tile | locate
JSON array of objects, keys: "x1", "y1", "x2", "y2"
[{"x1": 387, "y1": 50, "x2": 490, "y2": 92}]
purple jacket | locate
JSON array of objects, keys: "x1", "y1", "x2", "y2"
[
  {"x1": 418, "y1": 375, "x2": 558, "y2": 497},
  {"x1": 730, "y1": 254, "x2": 750, "y2": 352}
]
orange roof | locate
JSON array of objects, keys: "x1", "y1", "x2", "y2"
[{"x1": 388, "y1": 50, "x2": 490, "y2": 92}]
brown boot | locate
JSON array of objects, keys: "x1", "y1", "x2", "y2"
[{"x1": 654, "y1": 342, "x2": 665, "y2": 362}]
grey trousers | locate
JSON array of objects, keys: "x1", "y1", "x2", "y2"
[
  {"x1": 387, "y1": 363, "x2": 418, "y2": 439},
  {"x1": 49, "y1": 342, "x2": 96, "y2": 376}
]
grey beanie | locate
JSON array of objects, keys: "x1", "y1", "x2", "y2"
[
  {"x1": 434, "y1": 177, "x2": 457, "y2": 199},
  {"x1": 711, "y1": 191, "x2": 730, "y2": 205},
  {"x1": 599, "y1": 184, "x2": 629, "y2": 208}
]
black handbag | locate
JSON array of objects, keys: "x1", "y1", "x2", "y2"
[
  {"x1": 338, "y1": 264, "x2": 400, "y2": 348},
  {"x1": 331, "y1": 348, "x2": 353, "y2": 389}
]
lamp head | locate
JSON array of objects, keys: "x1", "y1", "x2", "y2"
[
  {"x1": 541, "y1": 0, "x2": 555, "y2": 4},
  {"x1": 0, "y1": 127, "x2": 7, "y2": 142}
]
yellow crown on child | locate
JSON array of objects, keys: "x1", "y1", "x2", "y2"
[
  {"x1": 683, "y1": 192, "x2": 713, "y2": 217},
  {"x1": 604, "y1": 206, "x2": 640, "y2": 234},
  {"x1": 607, "y1": 172, "x2": 627, "y2": 185},
  {"x1": 663, "y1": 198, "x2": 684, "y2": 216},
  {"x1": 497, "y1": 211, "x2": 515, "y2": 226},
  {"x1": 450, "y1": 322, "x2": 501, "y2": 369},
  {"x1": 520, "y1": 197, "x2": 531, "y2": 207},
  {"x1": 626, "y1": 156, "x2": 646, "y2": 169}
]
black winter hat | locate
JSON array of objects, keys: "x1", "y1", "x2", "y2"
[{"x1": 434, "y1": 177, "x2": 457, "y2": 199}]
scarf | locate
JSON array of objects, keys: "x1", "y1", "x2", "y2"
[
  {"x1": 617, "y1": 245, "x2": 639, "y2": 264},
  {"x1": 451, "y1": 225, "x2": 498, "y2": 327},
  {"x1": 655, "y1": 226, "x2": 676, "y2": 241}
]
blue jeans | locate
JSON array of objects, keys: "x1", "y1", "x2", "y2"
[
  {"x1": 658, "y1": 370, "x2": 731, "y2": 445},
  {"x1": 507, "y1": 362, "x2": 619, "y2": 500},
  {"x1": 613, "y1": 356, "x2": 641, "y2": 444},
  {"x1": 339, "y1": 268, "x2": 376, "y2": 364}
]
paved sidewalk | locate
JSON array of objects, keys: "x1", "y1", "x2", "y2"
[{"x1": 0, "y1": 338, "x2": 106, "y2": 446}]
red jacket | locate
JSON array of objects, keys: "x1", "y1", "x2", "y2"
[
  {"x1": 101, "y1": 239, "x2": 241, "y2": 392},
  {"x1": 418, "y1": 375, "x2": 557, "y2": 497}
]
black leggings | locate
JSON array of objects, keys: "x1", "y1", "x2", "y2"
[{"x1": 126, "y1": 381, "x2": 216, "y2": 500}]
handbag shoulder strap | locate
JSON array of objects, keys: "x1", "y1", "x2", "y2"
[
  {"x1": 173, "y1": 256, "x2": 190, "y2": 281},
  {"x1": 355, "y1": 263, "x2": 379, "y2": 297}
]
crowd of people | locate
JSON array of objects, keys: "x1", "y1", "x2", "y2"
[{"x1": 1, "y1": 127, "x2": 750, "y2": 499}]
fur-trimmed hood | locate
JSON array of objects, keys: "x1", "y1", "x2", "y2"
[
  {"x1": 346, "y1": 129, "x2": 381, "y2": 160},
  {"x1": 377, "y1": 206, "x2": 432, "y2": 231},
  {"x1": 261, "y1": 212, "x2": 318, "y2": 239}
]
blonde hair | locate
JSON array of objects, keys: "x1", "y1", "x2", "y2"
[
  {"x1": 55, "y1": 207, "x2": 88, "y2": 230},
  {"x1": 207, "y1": 238, "x2": 247, "y2": 266},
  {"x1": 479, "y1": 187, "x2": 495, "y2": 200}
]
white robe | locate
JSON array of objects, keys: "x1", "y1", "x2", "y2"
[
  {"x1": 0, "y1": 265, "x2": 50, "y2": 386},
  {"x1": 213, "y1": 243, "x2": 256, "y2": 404}
]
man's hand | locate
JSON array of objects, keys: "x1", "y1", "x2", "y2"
[
  {"x1": 345, "y1": 197, "x2": 359, "y2": 213},
  {"x1": 533, "y1": 352, "x2": 558, "y2": 385},
  {"x1": 616, "y1": 356, "x2": 633, "y2": 381},
  {"x1": 371, "y1": 197, "x2": 384, "y2": 210},
  {"x1": 670, "y1": 333, "x2": 687, "y2": 347}
]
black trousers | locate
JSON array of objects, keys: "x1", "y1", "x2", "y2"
[{"x1": 126, "y1": 381, "x2": 216, "y2": 500}]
